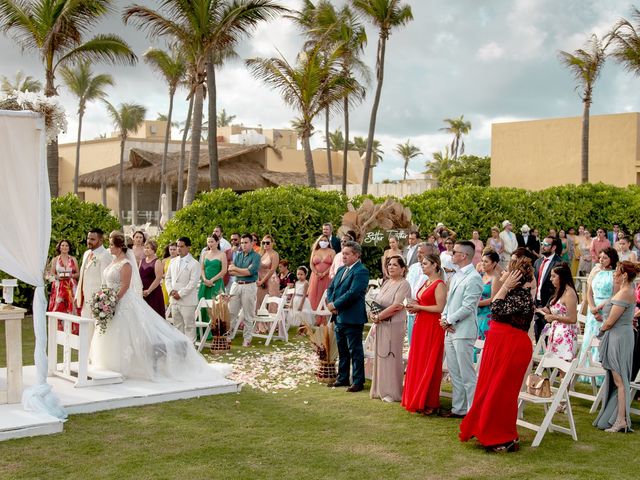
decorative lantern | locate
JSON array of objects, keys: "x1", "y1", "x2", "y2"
[{"x1": 1, "y1": 278, "x2": 18, "y2": 306}]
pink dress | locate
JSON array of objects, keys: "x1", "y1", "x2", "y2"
[
  {"x1": 471, "y1": 239, "x2": 484, "y2": 266},
  {"x1": 308, "y1": 252, "x2": 334, "y2": 322},
  {"x1": 548, "y1": 301, "x2": 579, "y2": 361}
]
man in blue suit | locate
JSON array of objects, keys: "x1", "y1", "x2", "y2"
[{"x1": 326, "y1": 241, "x2": 369, "y2": 392}]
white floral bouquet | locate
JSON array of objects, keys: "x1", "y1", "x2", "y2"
[
  {"x1": 90, "y1": 287, "x2": 118, "y2": 335},
  {"x1": 0, "y1": 90, "x2": 67, "y2": 143}
]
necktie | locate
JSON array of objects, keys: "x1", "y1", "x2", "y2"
[
  {"x1": 340, "y1": 266, "x2": 350, "y2": 283},
  {"x1": 536, "y1": 258, "x2": 548, "y2": 299}
]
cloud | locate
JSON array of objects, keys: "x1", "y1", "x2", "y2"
[{"x1": 476, "y1": 42, "x2": 505, "y2": 61}]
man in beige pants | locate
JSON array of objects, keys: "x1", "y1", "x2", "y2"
[
  {"x1": 165, "y1": 237, "x2": 200, "y2": 343},
  {"x1": 227, "y1": 233, "x2": 261, "y2": 347}
]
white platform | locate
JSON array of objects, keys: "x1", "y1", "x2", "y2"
[{"x1": 0, "y1": 363, "x2": 241, "y2": 442}]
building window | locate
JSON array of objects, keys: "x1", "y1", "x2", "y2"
[{"x1": 150, "y1": 125, "x2": 157, "y2": 134}]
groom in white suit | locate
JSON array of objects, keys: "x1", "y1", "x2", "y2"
[
  {"x1": 75, "y1": 228, "x2": 112, "y2": 319},
  {"x1": 440, "y1": 240, "x2": 483, "y2": 418},
  {"x1": 165, "y1": 237, "x2": 200, "y2": 343}
]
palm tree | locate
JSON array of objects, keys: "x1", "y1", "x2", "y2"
[
  {"x1": 143, "y1": 45, "x2": 187, "y2": 210},
  {"x1": 558, "y1": 34, "x2": 606, "y2": 184},
  {"x1": 0, "y1": 0, "x2": 137, "y2": 197},
  {"x1": 217, "y1": 108, "x2": 236, "y2": 127},
  {"x1": 59, "y1": 61, "x2": 114, "y2": 195},
  {"x1": 104, "y1": 101, "x2": 147, "y2": 224},
  {"x1": 0, "y1": 70, "x2": 42, "y2": 93},
  {"x1": 290, "y1": 1, "x2": 368, "y2": 189},
  {"x1": 394, "y1": 140, "x2": 422, "y2": 180},
  {"x1": 352, "y1": 0, "x2": 413, "y2": 194},
  {"x1": 353, "y1": 135, "x2": 383, "y2": 166},
  {"x1": 247, "y1": 45, "x2": 363, "y2": 187},
  {"x1": 124, "y1": 0, "x2": 287, "y2": 205},
  {"x1": 326, "y1": 127, "x2": 348, "y2": 151},
  {"x1": 425, "y1": 148, "x2": 451, "y2": 185},
  {"x1": 176, "y1": 94, "x2": 193, "y2": 210},
  {"x1": 439, "y1": 115, "x2": 471, "y2": 160}
]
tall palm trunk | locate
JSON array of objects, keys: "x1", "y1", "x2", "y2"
[
  {"x1": 185, "y1": 80, "x2": 204, "y2": 205},
  {"x1": 325, "y1": 106, "x2": 333, "y2": 184},
  {"x1": 302, "y1": 132, "x2": 316, "y2": 187},
  {"x1": 177, "y1": 95, "x2": 193, "y2": 210},
  {"x1": 44, "y1": 68, "x2": 59, "y2": 196},
  {"x1": 118, "y1": 136, "x2": 126, "y2": 225},
  {"x1": 207, "y1": 57, "x2": 219, "y2": 189},
  {"x1": 342, "y1": 95, "x2": 349, "y2": 193},
  {"x1": 73, "y1": 102, "x2": 85, "y2": 195},
  {"x1": 581, "y1": 97, "x2": 590, "y2": 184},
  {"x1": 159, "y1": 87, "x2": 175, "y2": 205},
  {"x1": 361, "y1": 35, "x2": 387, "y2": 195}
]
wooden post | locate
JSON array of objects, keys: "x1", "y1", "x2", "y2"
[
  {"x1": 101, "y1": 183, "x2": 107, "y2": 207},
  {"x1": 0, "y1": 306, "x2": 25, "y2": 404},
  {"x1": 131, "y1": 179, "x2": 137, "y2": 226}
]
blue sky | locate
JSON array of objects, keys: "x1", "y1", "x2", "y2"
[{"x1": 1, "y1": 0, "x2": 638, "y2": 181}]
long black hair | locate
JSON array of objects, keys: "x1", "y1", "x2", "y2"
[{"x1": 549, "y1": 262, "x2": 576, "y2": 305}]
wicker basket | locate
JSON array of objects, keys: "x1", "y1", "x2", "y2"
[
  {"x1": 209, "y1": 336, "x2": 231, "y2": 354},
  {"x1": 315, "y1": 360, "x2": 337, "y2": 383}
]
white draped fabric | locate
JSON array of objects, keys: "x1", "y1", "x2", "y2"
[{"x1": 0, "y1": 110, "x2": 67, "y2": 419}]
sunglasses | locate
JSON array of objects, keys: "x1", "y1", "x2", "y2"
[
  {"x1": 262, "y1": 241, "x2": 271, "y2": 245},
  {"x1": 541, "y1": 242, "x2": 552, "y2": 247}
]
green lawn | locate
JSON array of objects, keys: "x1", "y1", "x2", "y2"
[{"x1": 0, "y1": 320, "x2": 638, "y2": 480}]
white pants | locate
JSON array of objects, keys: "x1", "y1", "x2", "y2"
[
  {"x1": 169, "y1": 303, "x2": 197, "y2": 343},
  {"x1": 444, "y1": 335, "x2": 476, "y2": 415},
  {"x1": 229, "y1": 282, "x2": 257, "y2": 342}
]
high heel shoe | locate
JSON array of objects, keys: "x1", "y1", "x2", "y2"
[
  {"x1": 605, "y1": 419, "x2": 629, "y2": 433},
  {"x1": 487, "y1": 439, "x2": 520, "y2": 453}
]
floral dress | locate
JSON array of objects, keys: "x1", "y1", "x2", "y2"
[{"x1": 548, "y1": 301, "x2": 579, "y2": 361}]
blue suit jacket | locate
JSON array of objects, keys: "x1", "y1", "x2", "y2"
[{"x1": 326, "y1": 261, "x2": 369, "y2": 325}]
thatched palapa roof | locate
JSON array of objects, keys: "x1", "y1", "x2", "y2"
[{"x1": 78, "y1": 145, "x2": 339, "y2": 190}]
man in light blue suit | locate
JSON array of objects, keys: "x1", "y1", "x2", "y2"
[
  {"x1": 439, "y1": 240, "x2": 483, "y2": 418},
  {"x1": 326, "y1": 241, "x2": 369, "y2": 392}
]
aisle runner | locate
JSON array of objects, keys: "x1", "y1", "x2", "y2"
[{"x1": 213, "y1": 343, "x2": 317, "y2": 393}]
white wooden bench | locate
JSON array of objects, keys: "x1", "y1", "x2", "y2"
[{"x1": 46, "y1": 312, "x2": 123, "y2": 387}]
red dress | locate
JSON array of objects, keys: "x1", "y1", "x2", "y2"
[
  {"x1": 48, "y1": 255, "x2": 79, "y2": 335},
  {"x1": 402, "y1": 279, "x2": 445, "y2": 412},
  {"x1": 459, "y1": 287, "x2": 534, "y2": 446}
]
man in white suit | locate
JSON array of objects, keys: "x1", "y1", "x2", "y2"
[
  {"x1": 440, "y1": 240, "x2": 483, "y2": 418},
  {"x1": 165, "y1": 237, "x2": 200, "y2": 343},
  {"x1": 75, "y1": 228, "x2": 112, "y2": 319}
]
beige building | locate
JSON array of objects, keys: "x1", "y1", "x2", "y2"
[
  {"x1": 491, "y1": 112, "x2": 640, "y2": 190},
  {"x1": 60, "y1": 121, "x2": 363, "y2": 222}
]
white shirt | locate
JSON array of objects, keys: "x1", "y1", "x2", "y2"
[
  {"x1": 536, "y1": 255, "x2": 554, "y2": 301},
  {"x1": 406, "y1": 262, "x2": 427, "y2": 299},
  {"x1": 219, "y1": 237, "x2": 231, "y2": 252},
  {"x1": 440, "y1": 251, "x2": 456, "y2": 283},
  {"x1": 500, "y1": 229, "x2": 518, "y2": 255}
]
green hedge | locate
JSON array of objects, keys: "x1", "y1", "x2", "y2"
[{"x1": 1, "y1": 194, "x2": 120, "y2": 309}]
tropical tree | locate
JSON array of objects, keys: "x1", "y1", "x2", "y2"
[
  {"x1": 439, "y1": 115, "x2": 472, "y2": 160},
  {"x1": 247, "y1": 44, "x2": 363, "y2": 187},
  {"x1": 326, "y1": 127, "x2": 349, "y2": 151},
  {"x1": 217, "y1": 108, "x2": 236, "y2": 127},
  {"x1": 104, "y1": 101, "x2": 147, "y2": 224},
  {"x1": 352, "y1": 0, "x2": 413, "y2": 194},
  {"x1": 124, "y1": 0, "x2": 287, "y2": 205},
  {"x1": 558, "y1": 34, "x2": 606, "y2": 184},
  {"x1": 394, "y1": 139, "x2": 422, "y2": 180},
  {"x1": 143, "y1": 45, "x2": 187, "y2": 210},
  {"x1": 0, "y1": 0, "x2": 137, "y2": 196},
  {"x1": 353, "y1": 135, "x2": 383, "y2": 166},
  {"x1": 425, "y1": 148, "x2": 452, "y2": 185},
  {"x1": 437, "y1": 155, "x2": 490, "y2": 188},
  {"x1": 59, "y1": 61, "x2": 114, "y2": 195},
  {"x1": 0, "y1": 70, "x2": 42, "y2": 93}
]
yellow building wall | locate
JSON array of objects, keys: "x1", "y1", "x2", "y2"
[
  {"x1": 491, "y1": 112, "x2": 640, "y2": 190},
  {"x1": 264, "y1": 148, "x2": 364, "y2": 184}
]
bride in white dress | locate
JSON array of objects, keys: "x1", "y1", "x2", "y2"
[{"x1": 90, "y1": 231, "x2": 230, "y2": 381}]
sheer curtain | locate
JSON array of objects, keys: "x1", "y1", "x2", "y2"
[{"x1": 0, "y1": 110, "x2": 66, "y2": 419}]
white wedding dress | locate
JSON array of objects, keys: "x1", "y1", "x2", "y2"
[{"x1": 90, "y1": 252, "x2": 230, "y2": 381}]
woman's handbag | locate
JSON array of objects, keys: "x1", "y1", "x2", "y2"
[
  {"x1": 366, "y1": 300, "x2": 385, "y2": 316},
  {"x1": 525, "y1": 374, "x2": 552, "y2": 398}
]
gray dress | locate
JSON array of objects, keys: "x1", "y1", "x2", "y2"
[{"x1": 593, "y1": 299, "x2": 635, "y2": 430}]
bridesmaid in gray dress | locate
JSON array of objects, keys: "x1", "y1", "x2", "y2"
[
  {"x1": 593, "y1": 261, "x2": 639, "y2": 433},
  {"x1": 369, "y1": 255, "x2": 411, "y2": 402}
]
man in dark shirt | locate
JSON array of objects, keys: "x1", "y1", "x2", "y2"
[{"x1": 228, "y1": 233, "x2": 261, "y2": 347}]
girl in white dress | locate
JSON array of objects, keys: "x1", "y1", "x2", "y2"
[
  {"x1": 287, "y1": 266, "x2": 312, "y2": 327},
  {"x1": 90, "y1": 231, "x2": 230, "y2": 381}
]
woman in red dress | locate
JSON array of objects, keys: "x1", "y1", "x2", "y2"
[
  {"x1": 459, "y1": 257, "x2": 535, "y2": 453},
  {"x1": 48, "y1": 239, "x2": 79, "y2": 315},
  {"x1": 402, "y1": 253, "x2": 447, "y2": 415}
]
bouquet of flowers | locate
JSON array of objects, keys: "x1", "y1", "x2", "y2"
[{"x1": 90, "y1": 287, "x2": 118, "y2": 335}]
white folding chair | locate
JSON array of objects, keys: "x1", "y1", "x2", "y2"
[
  {"x1": 251, "y1": 295, "x2": 288, "y2": 346},
  {"x1": 194, "y1": 298, "x2": 214, "y2": 353},
  {"x1": 630, "y1": 368, "x2": 640, "y2": 417},
  {"x1": 473, "y1": 339, "x2": 485, "y2": 372},
  {"x1": 569, "y1": 335, "x2": 606, "y2": 413},
  {"x1": 310, "y1": 290, "x2": 334, "y2": 324},
  {"x1": 440, "y1": 354, "x2": 452, "y2": 399},
  {"x1": 532, "y1": 328, "x2": 550, "y2": 366},
  {"x1": 517, "y1": 354, "x2": 579, "y2": 447}
]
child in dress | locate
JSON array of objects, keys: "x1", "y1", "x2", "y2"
[{"x1": 289, "y1": 266, "x2": 312, "y2": 327}]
